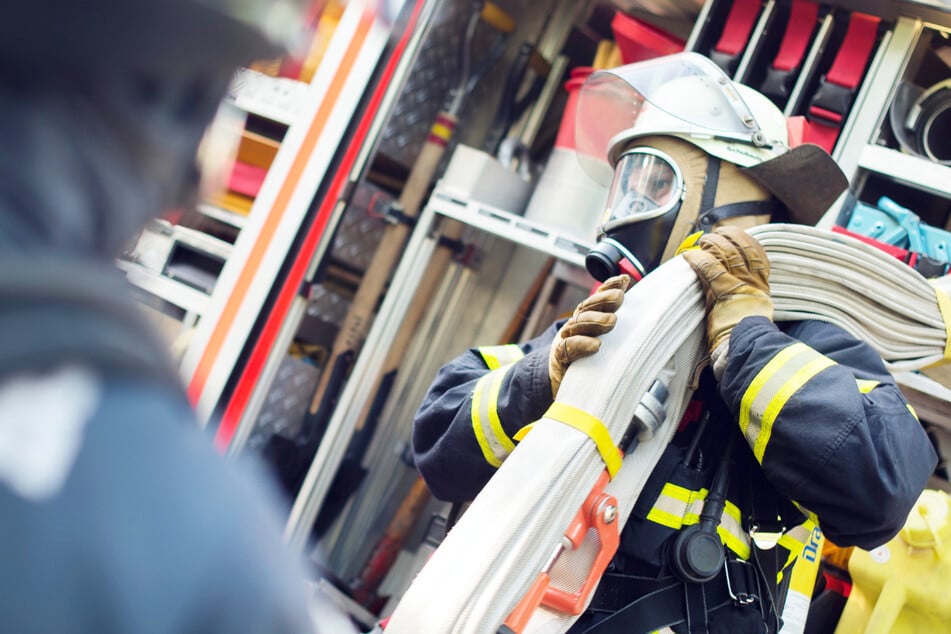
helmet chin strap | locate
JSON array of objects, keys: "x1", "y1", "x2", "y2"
[
  {"x1": 688, "y1": 154, "x2": 781, "y2": 235},
  {"x1": 695, "y1": 199, "x2": 784, "y2": 232}
]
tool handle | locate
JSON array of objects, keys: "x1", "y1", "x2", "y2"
[
  {"x1": 350, "y1": 476, "x2": 432, "y2": 607},
  {"x1": 308, "y1": 113, "x2": 457, "y2": 415},
  {"x1": 503, "y1": 470, "x2": 621, "y2": 627}
]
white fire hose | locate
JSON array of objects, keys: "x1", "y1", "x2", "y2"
[{"x1": 385, "y1": 224, "x2": 951, "y2": 634}]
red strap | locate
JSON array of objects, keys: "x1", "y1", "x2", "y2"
[
  {"x1": 826, "y1": 13, "x2": 881, "y2": 89},
  {"x1": 801, "y1": 118, "x2": 841, "y2": 152},
  {"x1": 786, "y1": 115, "x2": 807, "y2": 147},
  {"x1": 831, "y1": 226, "x2": 910, "y2": 261},
  {"x1": 804, "y1": 12, "x2": 881, "y2": 151},
  {"x1": 772, "y1": 1, "x2": 820, "y2": 71},
  {"x1": 714, "y1": 0, "x2": 762, "y2": 57}
]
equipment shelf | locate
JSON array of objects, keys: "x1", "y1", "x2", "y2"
[
  {"x1": 196, "y1": 203, "x2": 248, "y2": 229},
  {"x1": 429, "y1": 191, "x2": 594, "y2": 268},
  {"x1": 227, "y1": 67, "x2": 310, "y2": 126},
  {"x1": 858, "y1": 144, "x2": 951, "y2": 200},
  {"x1": 117, "y1": 259, "x2": 210, "y2": 316},
  {"x1": 284, "y1": 183, "x2": 593, "y2": 547}
]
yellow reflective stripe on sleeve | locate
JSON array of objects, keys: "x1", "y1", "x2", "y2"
[
  {"x1": 907, "y1": 403, "x2": 919, "y2": 420},
  {"x1": 855, "y1": 379, "x2": 879, "y2": 393},
  {"x1": 646, "y1": 483, "x2": 751, "y2": 560},
  {"x1": 544, "y1": 402, "x2": 621, "y2": 478},
  {"x1": 739, "y1": 343, "x2": 835, "y2": 463},
  {"x1": 477, "y1": 344, "x2": 525, "y2": 370},
  {"x1": 471, "y1": 364, "x2": 517, "y2": 467}
]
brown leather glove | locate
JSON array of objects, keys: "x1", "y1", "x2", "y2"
[
  {"x1": 682, "y1": 226, "x2": 772, "y2": 364},
  {"x1": 549, "y1": 274, "x2": 631, "y2": 398}
]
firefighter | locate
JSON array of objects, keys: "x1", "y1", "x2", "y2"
[
  {"x1": 412, "y1": 53, "x2": 937, "y2": 633},
  {"x1": 0, "y1": 1, "x2": 352, "y2": 632}
]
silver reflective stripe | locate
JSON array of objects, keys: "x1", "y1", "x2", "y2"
[
  {"x1": 646, "y1": 482, "x2": 751, "y2": 559},
  {"x1": 739, "y1": 343, "x2": 835, "y2": 463}
]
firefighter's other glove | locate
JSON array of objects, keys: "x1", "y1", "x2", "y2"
[
  {"x1": 549, "y1": 274, "x2": 631, "y2": 398},
  {"x1": 683, "y1": 226, "x2": 772, "y2": 378}
]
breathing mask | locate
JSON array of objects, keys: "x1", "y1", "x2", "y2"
[
  {"x1": 586, "y1": 134, "x2": 778, "y2": 281},
  {"x1": 576, "y1": 52, "x2": 792, "y2": 282}
]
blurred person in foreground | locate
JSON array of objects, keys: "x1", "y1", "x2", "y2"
[{"x1": 0, "y1": 1, "x2": 353, "y2": 632}]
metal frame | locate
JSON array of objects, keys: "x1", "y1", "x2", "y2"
[
  {"x1": 858, "y1": 144, "x2": 951, "y2": 201},
  {"x1": 733, "y1": 0, "x2": 777, "y2": 84},
  {"x1": 783, "y1": 12, "x2": 835, "y2": 117},
  {"x1": 685, "y1": 0, "x2": 717, "y2": 52},
  {"x1": 284, "y1": 187, "x2": 595, "y2": 548},
  {"x1": 225, "y1": 0, "x2": 443, "y2": 457},
  {"x1": 180, "y1": 0, "x2": 400, "y2": 422},
  {"x1": 831, "y1": 18, "x2": 922, "y2": 173},
  {"x1": 117, "y1": 260, "x2": 210, "y2": 316},
  {"x1": 284, "y1": 198, "x2": 439, "y2": 549}
]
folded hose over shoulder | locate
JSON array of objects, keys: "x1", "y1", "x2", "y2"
[{"x1": 386, "y1": 224, "x2": 951, "y2": 634}]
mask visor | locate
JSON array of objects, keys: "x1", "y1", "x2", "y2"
[{"x1": 602, "y1": 148, "x2": 683, "y2": 229}]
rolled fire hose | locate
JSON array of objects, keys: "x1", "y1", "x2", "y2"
[{"x1": 385, "y1": 223, "x2": 951, "y2": 634}]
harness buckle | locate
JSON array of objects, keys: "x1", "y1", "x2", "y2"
[
  {"x1": 749, "y1": 524, "x2": 786, "y2": 551},
  {"x1": 808, "y1": 78, "x2": 855, "y2": 128},
  {"x1": 724, "y1": 559, "x2": 759, "y2": 606}
]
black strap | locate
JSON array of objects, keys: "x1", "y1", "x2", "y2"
[
  {"x1": 695, "y1": 200, "x2": 785, "y2": 232},
  {"x1": 745, "y1": 459, "x2": 786, "y2": 633},
  {"x1": 685, "y1": 581, "x2": 708, "y2": 634},
  {"x1": 584, "y1": 580, "x2": 702, "y2": 634},
  {"x1": 583, "y1": 560, "x2": 761, "y2": 634},
  {"x1": 699, "y1": 155, "x2": 721, "y2": 221}
]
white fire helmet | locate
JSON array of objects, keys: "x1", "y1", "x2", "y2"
[{"x1": 575, "y1": 52, "x2": 789, "y2": 185}]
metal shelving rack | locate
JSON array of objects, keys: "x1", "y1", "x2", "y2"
[
  {"x1": 119, "y1": 1, "x2": 422, "y2": 426},
  {"x1": 180, "y1": 2, "x2": 406, "y2": 422},
  {"x1": 284, "y1": 183, "x2": 594, "y2": 548}
]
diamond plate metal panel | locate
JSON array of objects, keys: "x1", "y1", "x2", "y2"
[
  {"x1": 248, "y1": 354, "x2": 321, "y2": 447},
  {"x1": 329, "y1": 182, "x2": 393, "y2": 273},
  {"x1": 306, "y1": 284, "x2": 351, "y2": 326},
  {"x1": 377, "y1": 0, "x2": 530, "y2": 168}
]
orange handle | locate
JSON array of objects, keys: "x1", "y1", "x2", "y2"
[
  {"x1": 543, "y1": 489, "x2": 619, "y2": 615},
  {"x1": 502, "y1": 469, "x2": 622, "y2": 629},
  {"x1": 503, "y1": 571, "x2": 551, "y2": 633}
]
